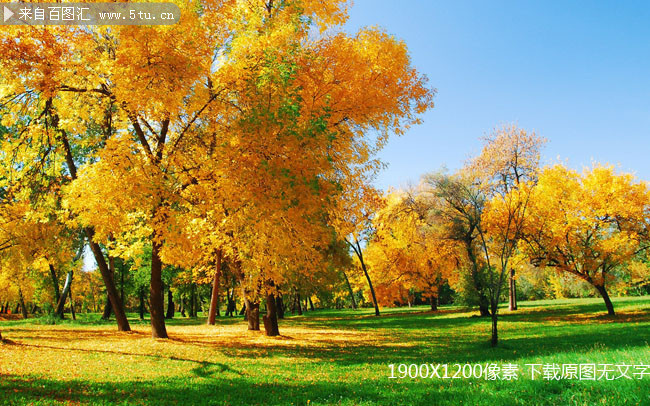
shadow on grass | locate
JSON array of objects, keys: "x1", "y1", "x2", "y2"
[{"x1": 2, "y1": 372, "x2": 649, "y2": 406}]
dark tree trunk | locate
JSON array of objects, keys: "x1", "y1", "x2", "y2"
[
  {"x1": 56, "y1": 272, "x2": 74, "y2": 318},
  {"x1": 165, "y1": 287, "x2": 174, "y2": 319},
  {"x1": 263, "y1": 293, "x2": 280, "y2": 336},
  {"x1": 308, "y1": 296, "x2": 315, "y2": 311},
  {"x1": 276, "y1": 295, "x2": 284, "y2": 319},
  {"x1": 207, "y1": 251, "x2": 223, "y2": 325},
  {"x1": 296, "y1": 293, "x2": 303, "y2": 315},
  {"x1": 478, "y1": 296, "x2": 490, "y2": 317},
  {"x1": 18, "y1": 287, "x2": 28, "y2": 319},
  {"x1": 341, "y1": 270, "x2": 357, "y2": 309},
  {"x1": 239, "y1": 304, "x2": 246, "y2": 316},
  {"x1": 491, "y1": 313, "x2": 498, "y2": 347},
  {"x1": 69, "y1": 282, "x2": 76, "y2": 321},
  {"x1": 139, "y1": 286, "x2": 145, "y2": 320},
  {"x1": 244, "y1": 298, "x2": 260, "y2": 330},
  {"x1": 149, "y1": 240, "x2": 168, "y2": 338},
  {"x1": 430, "y1": 295, "x2": 438, "y2": 311},
  {"x1": 180, "y1": 296, "x2": 187, "y2": 317},
  {"x1": 189, "y1": 284, "x2": 197, "y2": 318},
  {"x1": 508, "y1": 268, "x2": 517, "y2": 311},
  {"x1": 353, "y1": 240, "x2": 380, "y2": 316},
  {"x1": 49, "y1": 264, "x2": 61, "y2": 306},
  {"x1": 57, "y1": 113, "x2": 130, "y2": 331},
  {"x1": 102, "y1": 295, "x2": 112, "y2": 320},
  {"x1": 595, "y1": 284, "x2": 616, "y2": 316}
]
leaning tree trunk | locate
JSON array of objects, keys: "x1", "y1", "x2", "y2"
[
  {"x1": 341, "y1": 270, "x2": 357, "y2": 309},
  {"x1": 263, "y1": 292, "x2": 280, "y2": 336},
  {"x1": 595, "y1": 284, "x2": 616, "y2": 316},
  {"x1": 149, "y1": 240, "x2": 168, "y2": 338},
  {"x1": 57, "y1": 109, "x2": 130, "y2": 332},
  {"x1": 353, "y1": 240, "x2": 380, "y2": 316},
  {"x1": 69, "y1": 282, "x2": 76, "y2": 321},
  {"x1": 244, "y1": 298, "x2": 260, "y2": 330},
  {"x1": 508, "y1": 268, "x2": 517, "y2": 311},
  {"x1": 207, "y1": 251, "x2": 223, "y2": 325},
  {"x1": 55, "y1": 271, "x2": 74, "y2": 319},
  {"x1": 308, "y1": 296, "x2": 315, "y2": 311}
]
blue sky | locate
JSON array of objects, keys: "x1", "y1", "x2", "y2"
[{"x1": 343, "y1": 0, "x2": 650, "y2": 190}]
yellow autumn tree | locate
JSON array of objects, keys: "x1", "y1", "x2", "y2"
[{"x1": 521, "y1": 164, "x2": 650, "y2": 316}]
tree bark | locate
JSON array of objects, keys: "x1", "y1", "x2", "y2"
[
  {"x1": 308, "y1": 296, "x2": 315, "y2": 311},
  {"x1": 244, "y1": 298, "x2": 260, "y2": 330},
  {"x1": 276, "y1": 295, "x2": 284, "y2": 319},
  {"x1": 18, "y1": 286, "x2": 28, "y2": 319},
  {"x1": 87, "y1": 232, "x2": 130, "y2": 332},
  {"x1": 49, "y1": 264, "x2": 61, "y2": 306},
  {"x1": 139, "y1": 286, "x2": 145, "y2": 320},
  {"x1": 69, "y1": 282, "x2": 76, "y2": 321},
  {"x1": 102, "y1": 295, "x2": 112, "y2": 320},
  {"x1": 341, "y1": 270, "x2": 357, "y2": 309},
  {"x1": 296, "y1": 293, "x2": 303, "y2": 315},
  {"x1": 149, "y1": 240, "x2": 168, "y2": 338},
  {"x1": 508, "y1": 268, "x2": 517, "y2": 311},
  {"x1": 207, "y1": 251, "x2": 223, "y2": 325},
  {"x1": 430, "y1": 295, "x2": 438, "y2": 311},
  {"x1": 55, "y1": 271, "x2": 73, "y2": 318},
  {"x1": 595, "y1": 284, "x2": 616, "y2": 316},
  {"x1": 165, "y1": 286, "x2": 174, "y2": 319},
  {"x1": 263, "y1": 292, "x2": 280, "y2": 336},
  {"x1": 491, "y1": 313, "x2": 498, "y2": 347},
  {"x1": 58, "y1": 126, "x2": 130, "y2": 331},
  {"x1": 353, "y1": 240, "x2": 380, "y2": 316}
]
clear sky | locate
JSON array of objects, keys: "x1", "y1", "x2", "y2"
[{"x1": 343, "y1": 0, "x2": 650, "y2": 190}]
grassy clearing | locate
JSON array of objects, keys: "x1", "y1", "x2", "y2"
[{"x1": 1, "y1": 296, "x2": 649, "y2": 405}]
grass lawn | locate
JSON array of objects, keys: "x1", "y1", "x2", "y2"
[{"x1": 1, "y1": 296, "x2": 649, "y2": 405}]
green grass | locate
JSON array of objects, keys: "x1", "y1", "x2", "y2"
[{"x1": 1, "y1": 296, "x2": 649, "y2": 405}]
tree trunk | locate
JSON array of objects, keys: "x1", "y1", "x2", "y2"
[
  {"x1": 341, "y1": 270, "x2": 357, "y2": 309},
  {"x1": 18, "y1": 286, "x2": 28, "y2": 319},
  {"x1": 49, "y1": 264, "x2": 61, "y2": 306},
  {"x1": 102, "y1": 295, "x2": 112, "y2": 320},
  {"x1": 491, "y1": 313, "x2": 498, "y2": 347},
  {"x1": 308, "y1": 296, "x2": 315, "y2": 311},
  {"x1": 478, "y1": 296, "x2": 490, "y2": 317},
  {"x1": 69, "y1": 282, "x2": 76, "y2": 321},
  {"x1": 276, "y1": 295, "x2": 284, "y2": 319},
  {"x1": 296, "y1": 293, "x2": 303, "y2": 315},
  {"x1": 180, "y1": 296, "x2": 187, "y2": 317},
  {"x1": 207, "y1": 251, "x2": 223, "y2": 325},
  {"x1": 263, "y1": 292, "x2": 280, "y2": 336},
  {"x1": 508, "y1": 268, "x2": 517, "y2": 311},
  {"x1": 354, "y1": 240, "x2": 380, "y2": 316},
  {"x1": 57, "y1": 119, "x2": 129, "y2": 331},
  {"x1": 139, "y1": 286, "x2": 145, "y2": 320},
  {"x1": 149, "y1": 240, "x2": 168, "y2": 338},
  {"x1": 189, "y1": 284, "x2": 197, "y2": 318},
  {"x1": 55, "y1": 271, "x2": 73, "y2": 318},
  {"x1": 244, "y1": 298, "x2": 260, "y2": 330},
  {"x1": 595, "y1": 284, "x2": 616, "y2": 316},
  {"x1": 165, "y1": 287, "x2": 174, "y2": 319},
  {"x1": 430, "y1": 295, "x2": 438, "y2": 311}
]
